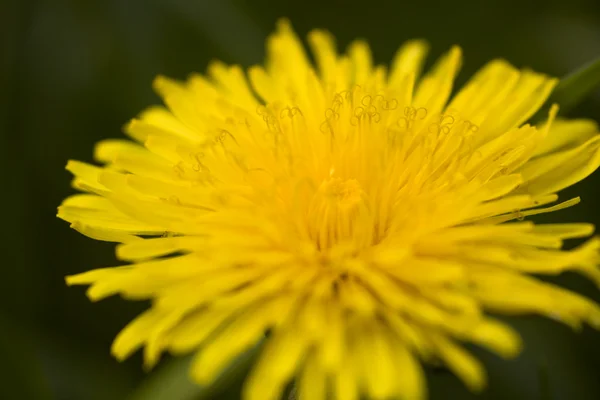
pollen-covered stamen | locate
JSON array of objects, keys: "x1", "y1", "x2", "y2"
[{"x1": 307, "y1": 173, "x2": 372, "y2": 251}]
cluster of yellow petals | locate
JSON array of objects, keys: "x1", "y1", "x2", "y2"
[{"x1": 59, "y1": 20, "x2": 600, "y2": 400}]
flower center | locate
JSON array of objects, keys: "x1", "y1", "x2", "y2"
[
  {"x1": 323, "y1": 177, "x2": 363, "y2": 209},
  {"x1": 307, "y1": 173, "x2": 370, "y2": 251}
]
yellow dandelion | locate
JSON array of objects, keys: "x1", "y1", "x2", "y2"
[{"x1": 59, "y1": 20, "x2": 600, "y2": 400}]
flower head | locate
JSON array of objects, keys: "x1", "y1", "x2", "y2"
[{"x1": 59, "y1": 20, "x2": 600, "y2": 400}]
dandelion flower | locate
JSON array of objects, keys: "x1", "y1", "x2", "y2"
[{"x1": 59, "y1": 20, "x2": 600, "y2": 400}]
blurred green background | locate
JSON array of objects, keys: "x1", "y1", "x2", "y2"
[{"x1": 2, "y1": 0, "x2": 600, "y2": 399}]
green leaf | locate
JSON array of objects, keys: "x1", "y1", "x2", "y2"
[
  {"x1": 552, "y1": 57, "x2": 600, "y2": 112},
  {"x1": 128, "y1": 342, "x2": 263, "y2": 400},
  {"x1": 534, "y1": 56, "x2": 600, "y2": 122}
]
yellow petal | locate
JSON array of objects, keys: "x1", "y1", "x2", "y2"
[
  {"x1": 534, "y1": 118, "x2": 599, "y2": 157},
  {"x1": 166, "y1": 308, "x2": 237, "y2": 354},
  {"x1": 348, "y1": 40, "x2": 373, "y2": 85},
  {"x1": 469, "y1": 266, "x2": 600, "y2": 329},
  {"x1": 478, "y1": 70, "x2": 557, "y2": 142},
  {"x1": 111, "y1": 308, "x2": 168, "y2": 361},
  {"x1": 308, "y1": 29, "x2": 338, "y2": 85},
  {"x1": 298, "y1": 351, "x2": 327, "y2": 400},
  {"x1": 191, "y1": 295, "x2": 297, "y2": 385},
  {"x1": 467, "y1": 319, "x2": 522, "y2": 359},
  {"x1": 353, "y1": 323, "x2": 398, "y2": 399},
  {"x1": 389, "y1": 39, "x2": 429, "y2": 88},
  {"x1": 520, "y1": 135, "x2": 600, "y2": 195},
  {"x1": 115, "y1": 236, "x2": 201, "y2": 261},
  {"x1": 242, "y1": 321, "x2": 309, "y2": 400},
  {"x1": 392, "y1": 338, "x2": 427, "y2": 400},
  {"x1": 448, "y1": 60, "x2": 520, "y2": 125},
  {"x1": 332, "y1": 359, "x2": 359, "y2": 400},
  {"x1": 413, "y1": 46, "x2": 462, "y2": 114},
  {"x1": 431, "y1": 334, "x2": 486, "y2": 392},
  {"x1": 70, "y1": 221, "x2": 141, "y2": 243}
]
